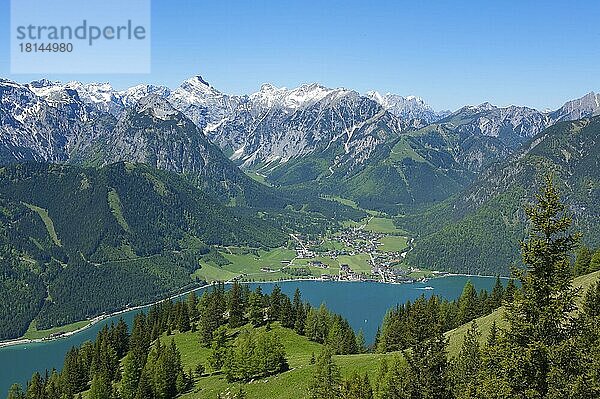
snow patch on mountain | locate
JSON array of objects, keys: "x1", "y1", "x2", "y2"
[{"x1": 366, "y1": 91, "x2": 449, "y2": 125}]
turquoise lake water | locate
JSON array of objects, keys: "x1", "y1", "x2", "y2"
[{"x1": 0, "y1": 275, "x2": 498, "y2": 394}]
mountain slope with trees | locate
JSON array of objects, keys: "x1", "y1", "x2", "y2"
[
  {"x1": 0, "y1": 161, "x2": 291, "y2": 339},
  {"x1": 400, "y1": 116, "x2": 600, "y2": 275}
]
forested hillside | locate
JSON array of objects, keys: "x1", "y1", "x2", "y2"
[
  {"x1": 400, "y1": 116, "x2": 600, "y2": 275},
  {"x1": 0, "y1": 162, "x2": 292, "y2": 340}
]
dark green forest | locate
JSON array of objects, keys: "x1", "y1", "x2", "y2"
[
  {"x1": 0, "y1": 162, "x2": 362, "y2": 340},
  {"x1": 399, "y1": 117, "x2": 600, "y2": 275}
]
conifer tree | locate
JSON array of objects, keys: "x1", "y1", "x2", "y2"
[
  {"x1": 489, "y1": 276, "x2": 505, "y2": 309},
  {"x1": 7, "y1": 384, "x2": 25, "y2": 399},
  {"x1": 497, "y1": 175, "x2": 580, "y2": 398},
  {"x1": 248, "y1": 287, "x2": 265, "y2": 327},
  {"x1": 405, "y1": 327, "x2": 452, "y2": 399},
  {"x1": 228, "y1": 282, "x2": 245, "y2": 328},
  {"x1": 26, "y1": 372, "x2": 44, "y2": 399},
  {"x1": 590, "y1": 249, "x2": 600, "y2": 273},
  {"x1": 453, "y1": 322, "x2": 481, "y2": 398},
  {"x1": 89, "y1": 375, "x2": 112, "y2": 399},
  {"x1": 507, "y1": 175, "x2": 579, "y2": 346},
  {"x1": 279, "y1": 296, "x2": 294, "y2": 328},
  {"x1": 342, "y1": 371, "x2": 373, "y2": 399},
  {"x1": 134, "y1": 368, "x2": 154, "y2": 399},
  {"x1": 573, "y1": 246, "x2": 592, "y2": 276},
  {"x1": 457, "y1": 280, "x2": 477, "y2": 325},
  {"x1": 207, "y1": 326, "x2": 228, "y2": 372},
  {"x1": 120, "y1": 354, "x2": 140, "y2": 399},
  {"x1": 356, "y1": 329, "x2": 367, "y2": 353},
  {"x1": 309, "y1": 347, "x2": 342, "y2": 399},
  {"x1": 186, "y1": 292, "x2": 199, "y2": 321}
]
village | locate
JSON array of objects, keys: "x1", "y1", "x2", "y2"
[{"x1": 287, "y1": 224, "x2": 428, "y2": 284}]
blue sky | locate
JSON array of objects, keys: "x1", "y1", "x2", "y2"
[{"x1": 1, "y1": 0, "x2": 599, "y2": 111}]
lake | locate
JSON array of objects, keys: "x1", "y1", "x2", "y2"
[{"x1": 0, "y1": 275, "x2": 498, "y2": 394}]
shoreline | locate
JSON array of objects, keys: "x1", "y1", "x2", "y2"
[
  {"x1": 0, "y1": 282, "x2": 213, "y2": 349},
  {"x1": 0, "y1": 273, "x2": 507, "y2": 349}
]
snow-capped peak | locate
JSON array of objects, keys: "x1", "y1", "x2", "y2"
[
  {"x1": 135, "y1": 95, "x2": 179, "y2": 120},
  {"x1": 251, "y1": 82, "x2": 344, "y2": 111},
  {"x1": 119, "y1": 84, "x2": 171, "y2": 107},
  {"x1": 366, "y1": 90, "x2": 446, "y2": 124}
]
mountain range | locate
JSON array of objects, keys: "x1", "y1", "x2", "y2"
[{"x1": 3, "y1": 76, "x2": 598, "y2": 212}]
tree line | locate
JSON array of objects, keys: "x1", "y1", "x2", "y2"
[
  {"x1": 573, "y1": 244, "x2": 600, "y2": 276},
  {"x1": 7, "y1": 280, "x2": 359, "y2": 399},
  {"x1": 376, "y1": 276, "x2": 517, "y2": 353}
]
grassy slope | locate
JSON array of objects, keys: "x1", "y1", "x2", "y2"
[
  {"x1": 445, "y1": 270, "x2": 600, "y2": 357},
  {"x1": 365, "y1": 217, "x2": 402, "y2": 234},
  {"x1": 165, "y1": 324, "x2": 395, "y2": 399},
  {"x1": 22, "y1": 202, "x2": 62, "y2": 246},
  {"x1": 379, "y1": 236, "x2": 409, "y2": 252},
  {"x1": 23, "y1": 319, "x2": 91, "y2": 340},
  {"x1": 337, "y1": 254, "x2": 372, "y2": 274}
]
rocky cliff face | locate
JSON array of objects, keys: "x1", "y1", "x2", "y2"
[
  {"x1": 208, "y1": 83, "x2": 407, "y2": 173},
  {"x1": 366, "y1": 91, "x2": 450, "y2": 126}
]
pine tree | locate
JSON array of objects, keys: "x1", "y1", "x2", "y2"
[
  {"x1": 356, "y1": 329, "x2": 367, "y2": 353},
  {"x1": 377, "y1": 356, "x2": 411, "y2": 399},
  {"x1": 405, "y1": 327, "x2": 452, "y2": 399},
  {"x1": 457, "y1": 280, "x2": 477, "y2": 325},
  {"x1": 268, "y1": 285, "x2": 283, "y2": 321},
  {"x1": 501, "y1": 175, "x2": 580, "y2": 397},
  {"x1": 207, "y1": 326, "x2": 228, "y2": 372},
  {"x1": 129, "y1": 313, "x2": 150, "y2": 370},
  {"x1": 453, "y1": 322, "x2": 481, "y2": 398},
  {"x1": 186, "y1": 292, "x2": 199, "y2": 321},
  {"x1": 489, "y1": 276, "x2": 505, "y2": 309},
  {"x1": 177, "y1": 304, "x2": 191, "y2": 332},
  {"x1": 309, "y1": 347, "x2": 342, "y2": 399},
  {"x1": 583, "y1": 281, "x2": 600, "y2": 318},
  {"x1": 112, "y1": 318, "x2": 130, "y2": 358},
  {"x1": 573, "y1": 246, "x2": 593, "y2": 276},
  {"x1": 228, "y1": 282, "x2": 245, "y2": 328},
  {"x1": 504, "y1": 279, "x2": 517, "y2": 302},
  {"x1": 120, "y1": 353, "x2": 140, "y2": 399},
  {"x1": 590, "y1": 249, "x2": 600, "y2": 273},
  {"x1": 508, "y1": 175, "x2": 579, "y2": 345},
  {"x1": 25, "y1": 372, "x2": 44, "y2": 399},
  {"x1": 279, "y1": 296, "x2": 294, "y2": 328},
  {"x1": 61, "y1": 347, "x2": 84, "y2": 396},
  {"x1": 134, "y1": 367, "x2": 154, "y2": 399},
  {"x1": 248, "y1": 287, "x2": 265, "y2": 327},
  {"x1": 292, "y1": 289, "x2": 306, "y2": 334},
  {"x1": 199, "y1": 286, "x2": 225, "y2": 346},
  {"x1": 7, "y1": 384, "x2": 25, "y2": 399},
  {"x1": 89, "y1": 375, "x2": 112, "y2": 399},
  {"x1": 342, "y1": 371, "x2": 373, "y2": 399}
]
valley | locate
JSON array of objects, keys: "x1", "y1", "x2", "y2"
[
  {"x1": 0, "y1": 76, "x2": 600, "y2": 399},
  {"x1": 194, "y1": 213, "x2": 421, "y2": 285}
]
